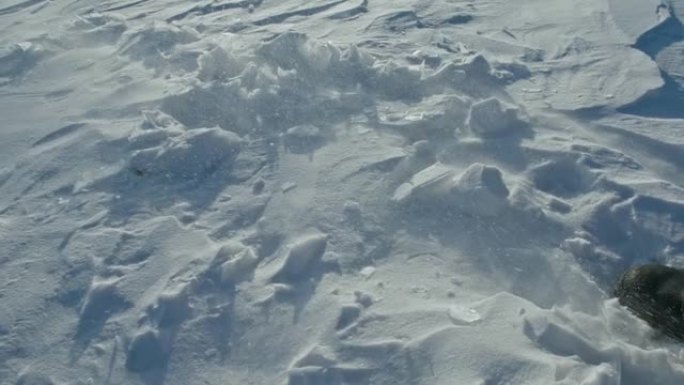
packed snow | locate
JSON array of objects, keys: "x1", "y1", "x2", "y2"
[{"x1": 1, "y1": 0, "x2": 684, "y2": 384}]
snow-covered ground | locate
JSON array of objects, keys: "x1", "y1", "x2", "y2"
[{"x1": 1, "y1": 0, "x2": 684, "y2": 384}]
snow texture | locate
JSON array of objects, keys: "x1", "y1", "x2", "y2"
[{"x1": 1, "y1": 0, "x2": 684, "y2": 384}]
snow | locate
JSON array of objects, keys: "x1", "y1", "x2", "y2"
[{"x1": 1, "y1": 0, "x2": 684, "y2": 384}]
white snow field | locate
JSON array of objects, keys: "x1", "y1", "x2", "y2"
[{"x1": 1, "y1": 0, "x2": 684, "y2": 384}]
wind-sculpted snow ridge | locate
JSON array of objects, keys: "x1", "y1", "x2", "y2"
[
  {"x1": 599, "y1": 0, "x2": 684, "y2": 118},
  {"x1": 1, "y1": 0, "x2": 684, "y2": 384}
]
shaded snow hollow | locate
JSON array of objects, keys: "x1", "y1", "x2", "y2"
[{"x1": 1, "y1": 0, "x2": 684, "y2": 385}]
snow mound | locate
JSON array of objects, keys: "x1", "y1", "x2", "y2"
[
  {"x1": 0, "y1": 42, "x2": 46, "y2": 84},
  {"x1": 393, "y1": 162, "x2": 509, "y2": 216},
  {"x1": 128, "y1": 127, "x2": 242, "y2": 181},
  {"x1": 272, "y1": 231, "x2": 329, "y2": 283},
  {"x1": 466, "y1": 97, "x2": 527, "y2": 138},
  {"x1": 120, "y1": 22, "x2": 199, "y2": 69}
]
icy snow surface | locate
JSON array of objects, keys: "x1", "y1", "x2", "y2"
[{"x1": 1, "y1": 0, "x2": 684, "y2": 384}]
